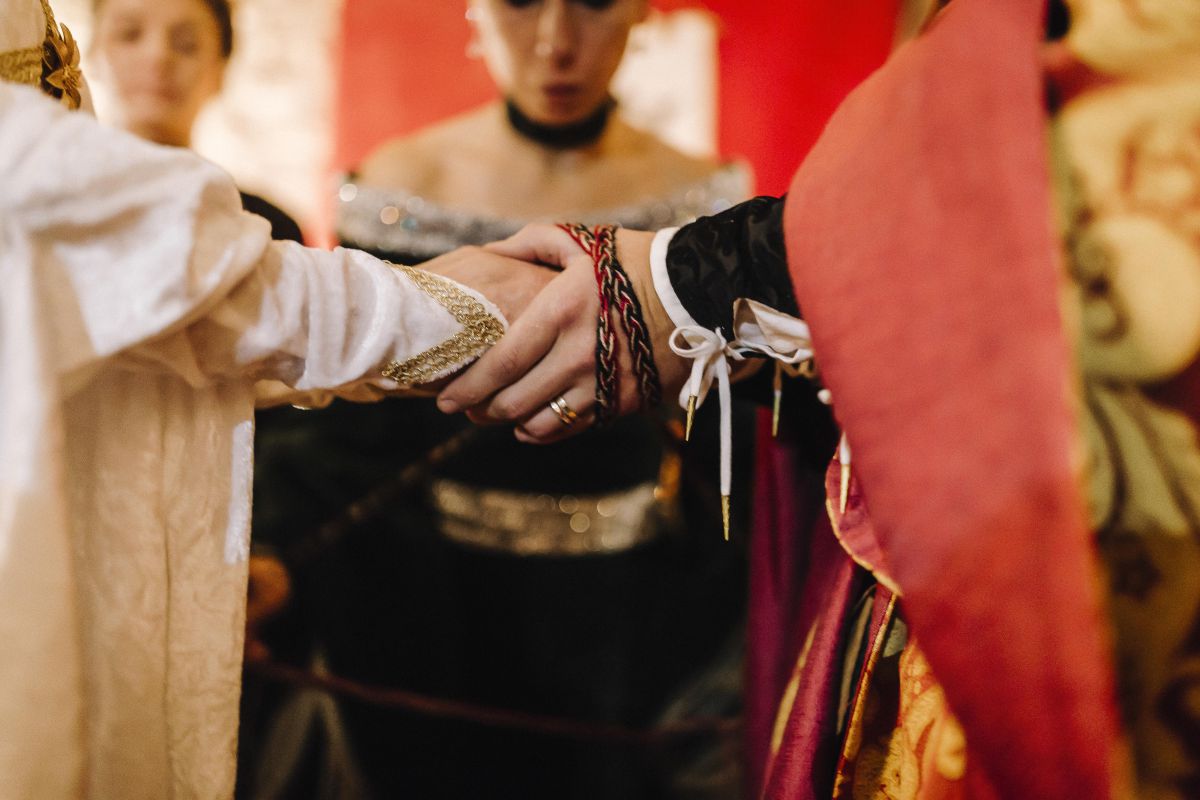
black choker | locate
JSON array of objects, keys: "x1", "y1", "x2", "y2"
[{"x1": 505, "y1": 98, "x2": 613, "y2": 150}]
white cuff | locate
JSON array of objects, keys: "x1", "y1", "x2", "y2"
[
  {"x1": 650, "y1": 227, "x2": 699, "y2": 330},
  {"x1": 654, "y1": 232, "x2": 819, "y2": 539},
  {"x1": 731, "y1": 298, "x2": 814, "y2": 366}
]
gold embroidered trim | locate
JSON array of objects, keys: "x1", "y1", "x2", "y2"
[
  {"x1": 831, "y1": 593, "x2": 899, "y2": 798},
  {"x1": 1, "y1": 0, "x2": 81, "y2": 109},
  {"x1": 381, "y1": 264, "x2": 503, "y2": 386},
  {"x1": 0, "y1": 0, "x2": 48, "y2": 87},
  {"x1": 0, "y1": 46, "x2": 42, "y2": 87}
]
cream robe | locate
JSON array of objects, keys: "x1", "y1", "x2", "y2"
[{"x1": 0, "y1": 83, "x2": 502, "y2": 799}]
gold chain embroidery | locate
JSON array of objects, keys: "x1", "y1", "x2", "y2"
[
  {"x1": 380, "y1": 265, "x2": 504, "y2": 386},
  {"x1": 0, "y1": 0, "x2": 52, "y2": 88},
  {"x1": 0, "y1": 46, "x2": 42, "y2": 86}
]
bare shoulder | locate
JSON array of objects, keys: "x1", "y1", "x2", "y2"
[
  {"x1": 615, "y1": 120, "x2": 741, "y2": 191},
  {"x1": 356, "y1": 106, "x2": 494, "y2": 193}
]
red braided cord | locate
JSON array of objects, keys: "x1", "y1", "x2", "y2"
[
  {"x1": 594, "y1": 226, "x2": 662, "y2": 408},
  {"x1": 557, "y1": 223, "x2": 618, "y2": 426},
  {"x1": 591, "y1": 226, "x2": 623, "y2": 423},
  {"x1": 559, "y1": 222, "x2": 596, "y2": 254}
]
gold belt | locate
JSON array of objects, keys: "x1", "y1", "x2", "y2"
[{"x1": 430, "y1": 479, "x2": 663, "y2": 556}]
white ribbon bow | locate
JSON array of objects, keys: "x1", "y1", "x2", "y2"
[
  {"x1": 731, "y1": 298, "x2": 816, "y2": 366},
  {"x1": 669, "y1": 325, "x2": 744, "y2": 538},
  {"x1": 731, "y1": 298, "x2": 816, "y2": 437},
  {"x1": 666, "y1": 300, "x2": 831, "y2": 538}
]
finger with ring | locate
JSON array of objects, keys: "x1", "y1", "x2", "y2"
[
  {"x1": 516, "y1": 388, "x2": 595, "y2": 443},
  {"x1": 550, "y1": 395, "x2": 579, "y2": 427}
]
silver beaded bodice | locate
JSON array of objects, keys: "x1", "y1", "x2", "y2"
[{"x1": 335, "y1": 162, "x2": 751, "y2": 261}]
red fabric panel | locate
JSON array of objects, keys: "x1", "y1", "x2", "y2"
[
  {"x1": 758, "y1": 512, "x2": 857, "y2": 800},
  {"x1": 700, "y1": 0, "x2": 900, "y2": 195},
  {"x1": 745, "y1": 415, "x2": 847, "y2": 798},
  {"x1": 783, "y1": 0, "x2": 1120, "y2": 796},
  {"x1": 335, "y1": 0, "x2": 495, "y2": 170}
]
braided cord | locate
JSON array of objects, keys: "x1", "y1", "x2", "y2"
[
  {"x1": 594, "y1": 226, "x2": 662, "y2": 408},
  {"x1": 558, "y1": 223, "x2": 619, "y2": 427}
]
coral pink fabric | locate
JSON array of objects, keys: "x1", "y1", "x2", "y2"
[{"x1": 783, "y1": 0, "x2": 1119, "y2": 796}]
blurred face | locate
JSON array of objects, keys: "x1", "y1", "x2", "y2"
[
  {"x1": 91, "y1": 0, "x2": 226, "y2": 146},
  {"x1": 472, "y1": 0, "x2": 648, "y2": 126}
]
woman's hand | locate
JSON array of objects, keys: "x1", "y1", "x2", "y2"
[{"x1": 437, "y1": 224, "x2": 689, "y2": 443}]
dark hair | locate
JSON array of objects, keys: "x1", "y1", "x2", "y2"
[
  {"x1": 93, "y1": 0, "x2": 235, "y2": 59},
  {"x1": 203, "y1": 0, "x2": 234, "y2": 59}
]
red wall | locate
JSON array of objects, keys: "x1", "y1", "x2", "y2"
[
  {"x1": 336, "y1": 1, "x2": 493, "y2": 170},
  {"x1": 700, "y1": 0, "x2": 900, "y2": 194}
]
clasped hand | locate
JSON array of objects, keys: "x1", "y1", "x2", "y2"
[{"x1": 423, "y1": 225, "x2": 689, "y2": 443}]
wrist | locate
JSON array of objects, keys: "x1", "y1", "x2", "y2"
[{"x1": 617, "y1": 228, "x2": 690, "y2": 401}]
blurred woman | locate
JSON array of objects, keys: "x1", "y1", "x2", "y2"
[
  {"x1": 89, "y1": 0, "x2": 302, "y2": 242},
  {"x1": 342, "y1": 0, "x2": 744, "y2": 260},
  {"x1": 248, "y1": 2, "x2": 752, "y2": 798}
]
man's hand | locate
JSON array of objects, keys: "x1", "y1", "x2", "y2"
[
  {"x1": 436, "y1": 224, "x2": 689, "y2": 444},
  {"x1": 420, "y1": 245, "x2": 557, "y2": 325}
]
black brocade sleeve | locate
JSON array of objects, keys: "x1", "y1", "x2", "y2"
[{"x1": 665, "y1": 195, "x2": 798, "y2": 339}]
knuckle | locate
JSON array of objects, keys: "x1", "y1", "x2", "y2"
[
  {"x1": 494, "y1": 348, "x2": 525, "y2": 379},
  {"x1": 489, "y1": 394, "x2": 523, "y2": 420}
]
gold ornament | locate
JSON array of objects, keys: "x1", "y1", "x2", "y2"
[{"x1": 42, "y1": 18, "x2": 81, "y2": 110}]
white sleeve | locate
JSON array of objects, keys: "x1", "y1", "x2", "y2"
[
  {"x1": 176, "y1": 241, "x2": 504, "y2": 402},
  {"x1": 0, "y1": 84, "x2": 501, "y2": 398}
]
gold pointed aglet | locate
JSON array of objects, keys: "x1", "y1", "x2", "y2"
[
  {"x1": 685, "y1": 395, "x2": 697, "y2": 441},
  {"x1": 772, "y1": 392, "x2": 782, "y2": 438},
  {"x1": 839, "y1": 461, "x2": 851, "y2": 515},
  {"x1": 721, "y1": 495, "x2": 731, "y2": 541}
]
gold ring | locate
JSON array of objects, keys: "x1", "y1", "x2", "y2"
[{"x1": 550, "y1": 395, "x2": 579, "y2": 427}]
